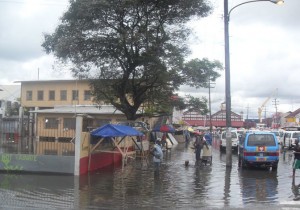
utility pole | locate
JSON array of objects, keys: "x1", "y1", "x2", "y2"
[
  {"x1": 246, "y1": 104, "x2": 250, "y2": 120},
  {"x1": 272, "y1": 98, "x2": 279, "y2": 128},
  {"x1": 224, "y1": 0, "x2": 233, "y2": 167},
  {"x1": 264, "y1": 106, "x2": 267, "y2": 124},
  {"x1": 208, "y1": 77, "x2": 215, "y2": 134},
  {"x1": 223, "y1": 0, "x2": 283, "y2": 167}
]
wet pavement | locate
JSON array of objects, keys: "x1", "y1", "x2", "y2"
[{"x1": 0, "y1": 139, "x2": 300, "y2": 209}]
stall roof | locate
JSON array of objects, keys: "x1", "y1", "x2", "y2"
[{"x1": 91, "y1": 124, "x2": 144, "y2": 138}]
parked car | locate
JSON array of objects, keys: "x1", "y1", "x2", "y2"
[
  {"x1": 282, "y1": 131, "x2": 300, "y2": 149},
  {"x1": 238, "y1": 131, "x2": 279, "y2": 170},
  {"x1": 220, "y1": 130, "x2": 239, "y2": 151}
]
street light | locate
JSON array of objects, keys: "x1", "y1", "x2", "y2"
[
  {"x1": 228, "y1": 0, "x2": 284, "y2": 19},
  {"x1": 223, "y1": 0, "x2": 284, "y2": 167}
]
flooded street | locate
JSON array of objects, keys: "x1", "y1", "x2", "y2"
[{"x1": 0, "y1": 139, "x2": 300, "y2": 209}]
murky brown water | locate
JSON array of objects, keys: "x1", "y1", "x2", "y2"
[{"x1": 0, "y1": 140, "x2": 299, "y2": 209}]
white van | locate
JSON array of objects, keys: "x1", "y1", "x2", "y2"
[
  {"x1": 282, "y1": 131, "x2": 300, "y2": 149},
  {"x1": 220, "y1": 130, "x2": 239, "y2": 151}
]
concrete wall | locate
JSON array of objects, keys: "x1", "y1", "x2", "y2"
[{"x1": 0, "y1": 153, "x2": 74, "y2": 174}]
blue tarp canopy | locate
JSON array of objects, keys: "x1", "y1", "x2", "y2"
[{"x1": 91, "y1": 124, "x2": 144, "y2": 138}]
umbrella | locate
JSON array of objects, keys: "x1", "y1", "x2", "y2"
[
  {"x1": 193, "y1": 131, "x2": 202, "y2": 136},
  {"x1": 152, "y1": 124, "x2": 176, "y2": 133},
  {"x1": 187, "y1": 127, "x2": 194, "y2": 132},
  {"x1": 160, "y1": 124, "x2": 175, "y2": 133}
]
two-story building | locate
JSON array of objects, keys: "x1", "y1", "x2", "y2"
[
  {"x1": 18, "y1": 79, "x2": 133, "y2": 155},
  {"x1": 180, "y1": 104, "x2": 244, "y2": 128}
]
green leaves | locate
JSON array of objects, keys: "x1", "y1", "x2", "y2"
[
  {"x1": 182, "y1": 58, "x2": 223, "y2": 89},
  {"x1": 42, "y1": 0, "x2": 218, "y2": 120}
]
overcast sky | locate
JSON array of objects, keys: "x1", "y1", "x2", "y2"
[
  {"x1": 181, "y1": 0, "x2": 300, "y2": 119},
  {"x1": 0, "y1": 0, "x2": 299, "y2": 119},
  {"x1": 0, "y1": 0, "x2": 71, "y2": 82}
]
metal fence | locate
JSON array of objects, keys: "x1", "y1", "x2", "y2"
[
  {"x1": 0, "y1": 117, "x2": 152, "y2": 156},
  {"x1": 0, "y1": 117, "x2": 75, "y2": 156}
]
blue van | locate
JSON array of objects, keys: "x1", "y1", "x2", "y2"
[{"x1": 238, "y1": 131, "x2": 279, "y2": 170}]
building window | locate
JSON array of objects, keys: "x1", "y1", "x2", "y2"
[
  {"x1": 37, "y1": 90, "x2": 44, "y2": 101},
  {"x1": 45, "y1": 118, "x2": 59, "y2": 129},
  {"x1": 63, "y1": 118, "x2": 76, "y2": 130},
  {"x1": 49, "y1": 90, "x2": 55, "y2": 101},
  {"x1": 84, "y1": 90, "x2": 91, "y2": 101},
  {"x1": 60, "y1": 90, "x2": 67, "y2": 101},
  {"x1": 26, "y1": 91, "x2": 32, "y2": 101},
  {"x1": 72, "y1": 90, "x2": 79, "y2": 100}
]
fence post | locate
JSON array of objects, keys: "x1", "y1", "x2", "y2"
[{"x1": 74, "y1": 114, "x2": 83, "y2": 176}]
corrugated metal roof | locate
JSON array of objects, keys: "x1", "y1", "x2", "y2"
[{"x1": 285, "y1": 108, "x2": 300, "y2": 118}]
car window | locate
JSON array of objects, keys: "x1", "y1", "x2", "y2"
[
  {"x1": 222, "y1": 132, "x2": 237, "y2": 139},
  {"x1": 292, "y1": 132, "x2": 300, "y2": 138},
  {"x1": 247, "y1": 134, "x2": 276, "y2": 146},
  {"x1": 231, "y1": 132, "x2": 237, "y2": 138}
]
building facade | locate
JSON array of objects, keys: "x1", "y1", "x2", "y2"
[
  {"x1": 17, "y1": 80, "x2": 119, "y2": 156},
  {"x1": 20, "y1": 79, "x2": 94, "y2": 108},
  {"x1": 181, "y1": 109, "x2": 243, "y2": 128},
  {"x1": 17, "y1": 79, "x2": 151, "y2": 157}
]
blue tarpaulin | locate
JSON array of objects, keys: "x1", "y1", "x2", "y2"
[{"x1": 91, "y1": 124, "x2": 144, "y2": 138}]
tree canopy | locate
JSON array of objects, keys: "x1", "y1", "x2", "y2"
[{"x1": 42, "y1": 0, "x2": 222, "y2": 120}]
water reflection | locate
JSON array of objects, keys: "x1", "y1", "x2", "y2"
[
  {"x1": 194, "y1": 165, "x2": 212, "y2": 194},
  {"x1": 239, "y1": 169, "x2": 278, "y2": 204},
  {"x1": 223, "y1": 167, "x2": 231, "y2": 207},
  {"x1": 0, "y1": 142, "x2": 299, "y2": 209},
  {"x1": 0, "y1": 173, "x2": 75, "y2": 209}
]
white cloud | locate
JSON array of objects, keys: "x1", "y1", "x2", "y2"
[
  {"x1": 181, "y1": 0, "x2": 300, "y2": 119},
  {"x1": 0, "y1": 0, "x2": 70, "y2": 83}
]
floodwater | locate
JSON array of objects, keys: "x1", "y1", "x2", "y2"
[{"x1": 0, "y1": 139, "x2": 300, "y2": 210}]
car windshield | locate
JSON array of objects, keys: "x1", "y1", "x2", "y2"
[
  {"x1": 222, "y1": 132, "x2": 237, "y2": 139},
  {"x1": 247, "y1": 134, "x2": 276, "y2": 146}
]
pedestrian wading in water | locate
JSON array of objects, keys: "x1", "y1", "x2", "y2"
[
  {"x1": 151, "y1": 139, "x2": 163, "y2": 171},
  {"x1": 293, "y1": 138, "x2": 300, "y2": 180},
  {"x1": 193, "y1": 134, "x2": 209, "y2": 165}
]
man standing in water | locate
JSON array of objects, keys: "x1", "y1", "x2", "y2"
[
  {"x1": 151, "y1": 139, "x2": 163, "y2": 172},
  {"x1": 194, "y1": 134, "x2": 208, "y2": 165},
  {"x1": 194, "y1": 134, "x2": 202, "y2": 163},
  {"x1": 293, "y1": 138, "x2": 300, "y2": 179}
]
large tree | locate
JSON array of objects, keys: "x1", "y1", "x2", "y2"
[{"x1": 42, "y1": 0, "x2": 222, "y2": 120}]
